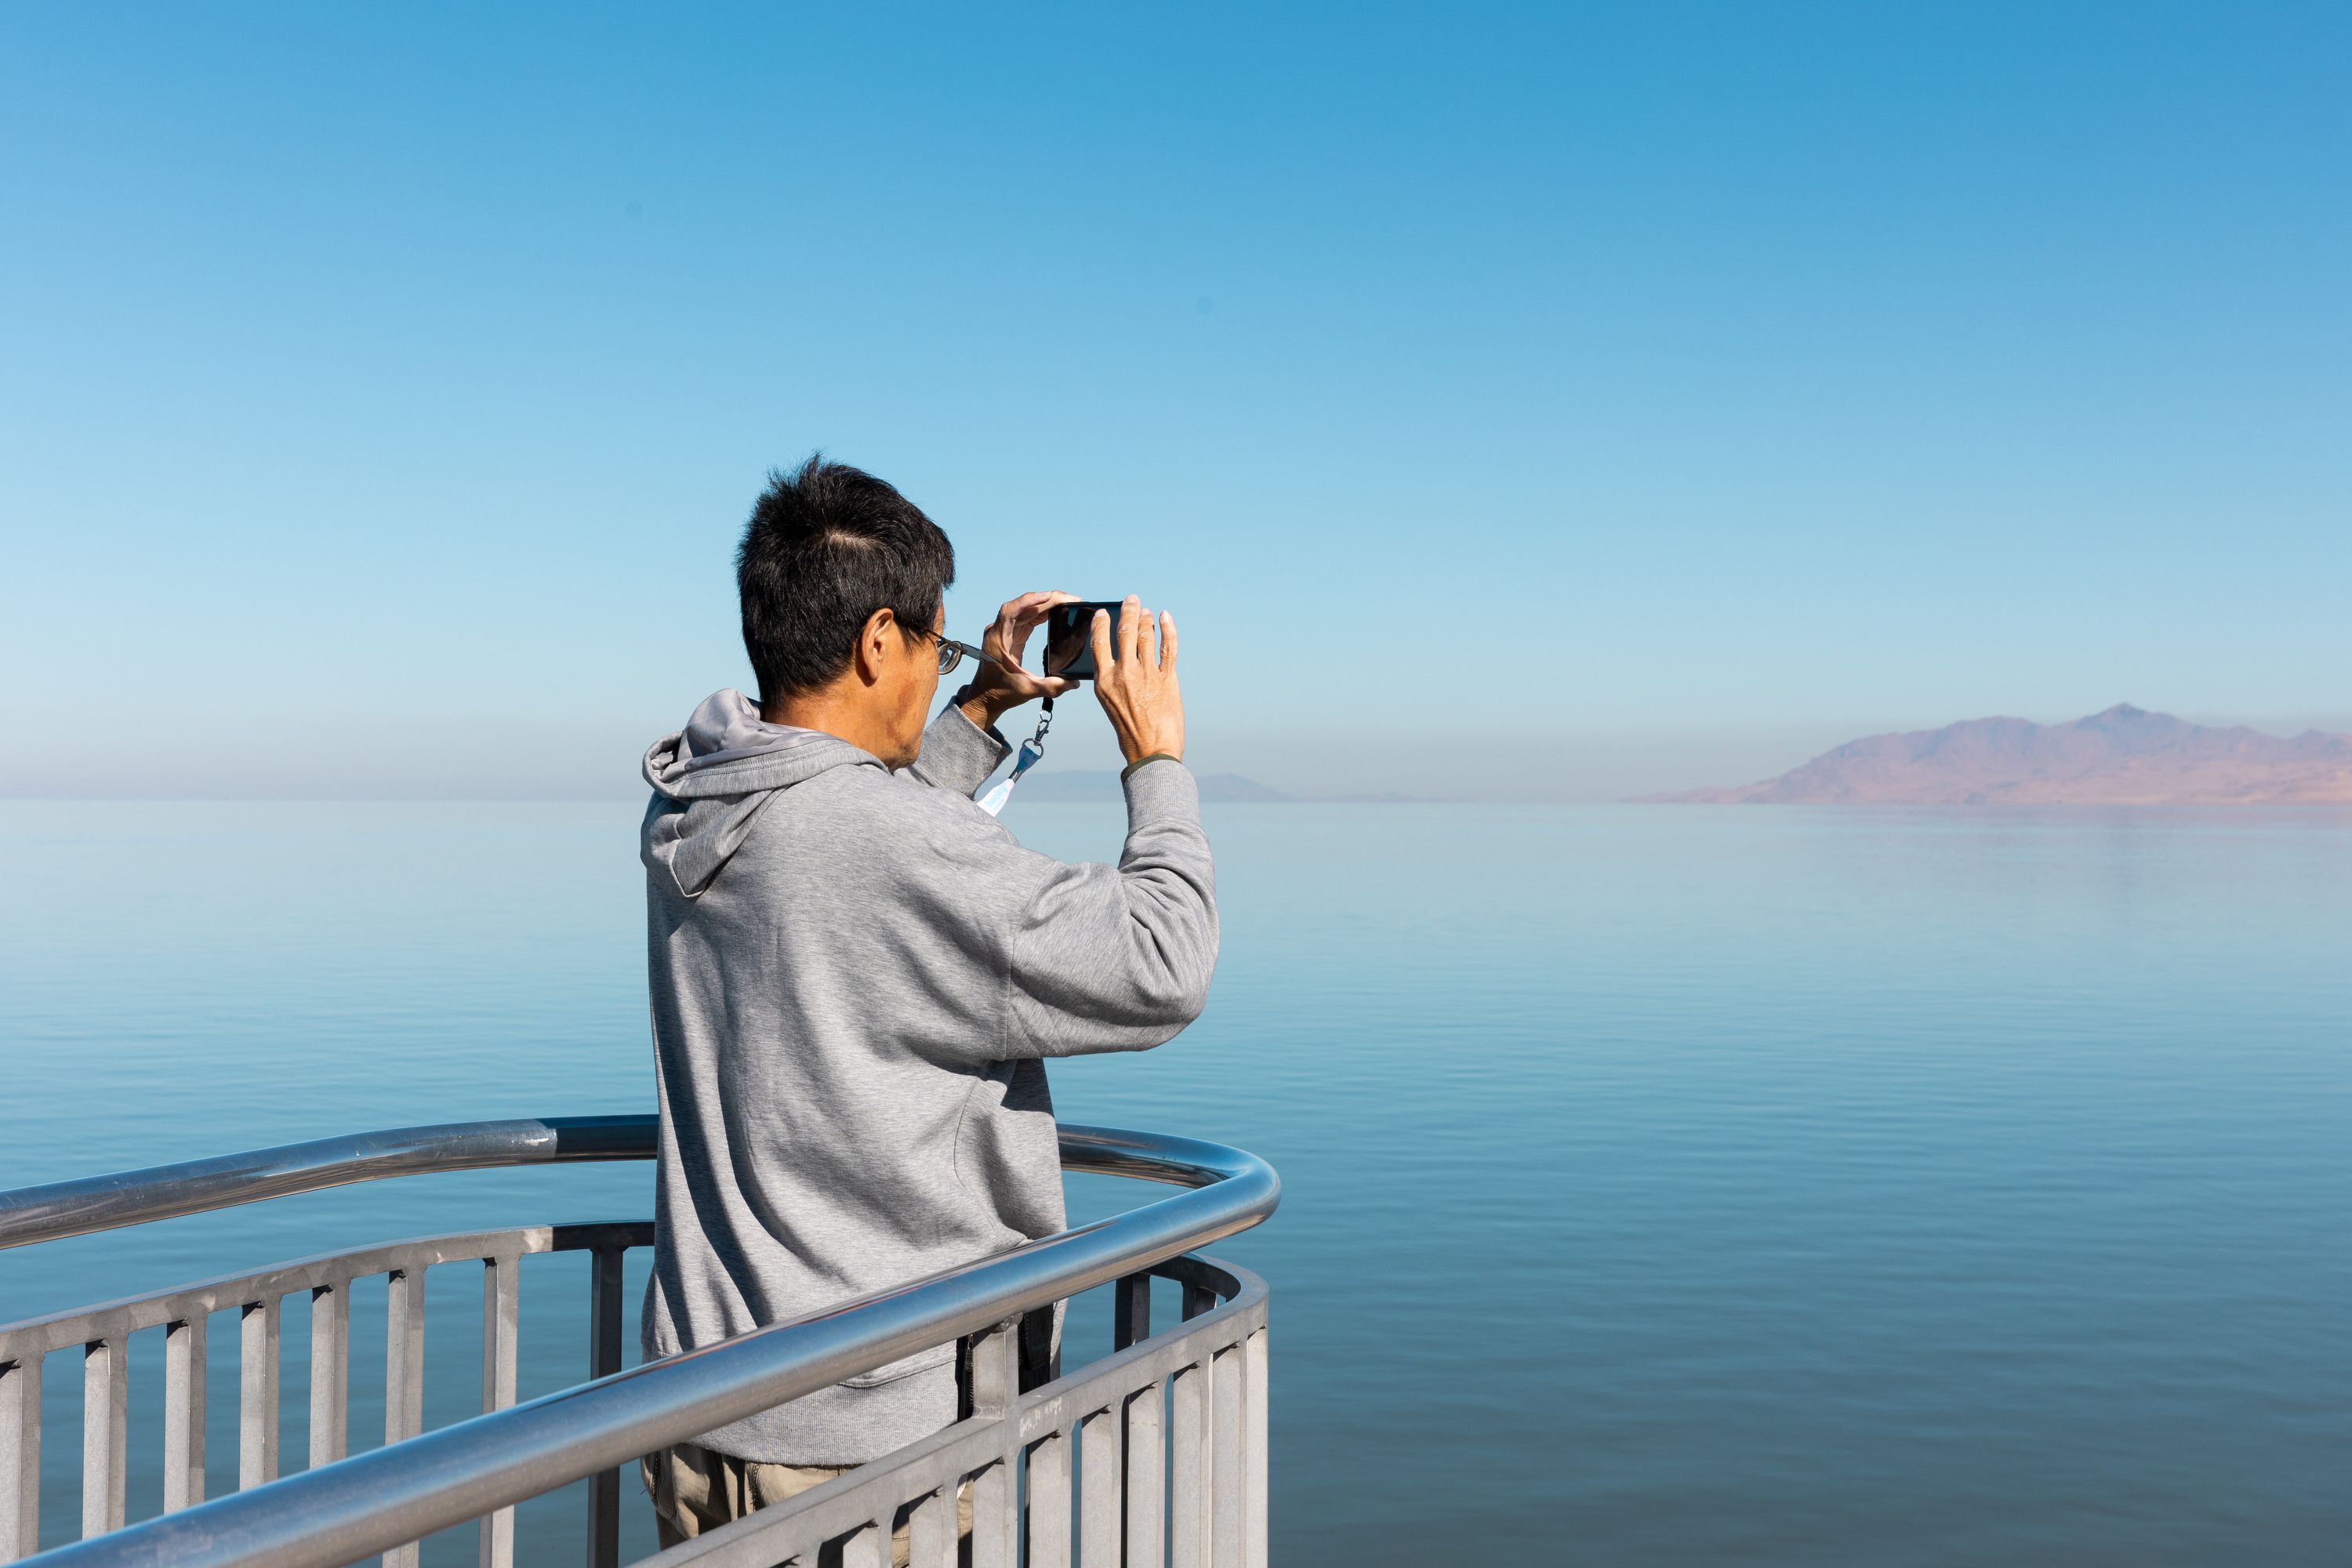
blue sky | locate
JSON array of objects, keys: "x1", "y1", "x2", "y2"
[{"x1": 3, "y1": 3, "x2": 2346, "y2": 799}]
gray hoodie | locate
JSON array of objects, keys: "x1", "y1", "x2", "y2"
[{"x1": 638, "y1": 689, "x2": 1217, "y2": 1463}]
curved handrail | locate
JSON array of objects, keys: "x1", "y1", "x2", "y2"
[
  {"x1": 14, "y1": 1122, "x2": 1279, "y2": 1568},
  {"x1": 0, "y1": 1115, "x2": 655, "y2": 1253}
]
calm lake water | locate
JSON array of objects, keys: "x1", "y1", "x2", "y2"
[{"x1": 3, "y1": 801, "x2": 2347, "y2": 1565}]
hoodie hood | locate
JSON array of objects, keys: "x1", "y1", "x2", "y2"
[{"x1": 642, "y1": 689, "x2": 877, "y2": 898}]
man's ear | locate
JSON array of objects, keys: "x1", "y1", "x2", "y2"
[{"x1": 851, "y1": 608, "x2": 897, "y2": 686}]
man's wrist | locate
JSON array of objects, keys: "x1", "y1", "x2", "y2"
[
  {"x1": 954, "y1": 686, "x2": 1011, "y2": 733},
  {"x1": 1120, "y1": 752, "x2": 1184, "y2": 781}
]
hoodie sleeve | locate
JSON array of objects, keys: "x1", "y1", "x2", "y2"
[
  {"x1": 906, "y1": 704, "x2": 1012, "y2": 797},
  {"x1": 994, "y1": 760, "x2": 1219, "y2": 1058}
]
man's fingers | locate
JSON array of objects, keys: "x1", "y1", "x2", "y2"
[
  {"x1": 1158, "y1": 611, "x2": 1178, "y2": 672},
  {"x1": 1003, "y1": 590, "x2": 1076, "y2": 626},
  {"x1": 1119, "y1": 595, "x2": 1144, "y2": 668},
  {"x1": 997, "y1": 611, "x2": 1040, "y2": 669},
  {"x1": 1089, "y1": 608, "x2": 1114, "y2": 675},
  {"x1": 994, "y1": 591, "x2": 1079, "y2": 651}
]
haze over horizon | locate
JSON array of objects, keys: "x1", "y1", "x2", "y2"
[{"x1": 4, "y1": 6, "x2": 2347, "y2": 802}]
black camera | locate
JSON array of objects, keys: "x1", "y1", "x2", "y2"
[{"x1": 1042, "y1": 601, "x2": 1127, "y2": 681}]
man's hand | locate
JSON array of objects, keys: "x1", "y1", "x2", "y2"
[
  {"x1": 1091, "y1": 595, "x2": 1184, "y2": 764},
  {"x1": 957, "y1": 590, "x2": 1080, "y2": 732}
]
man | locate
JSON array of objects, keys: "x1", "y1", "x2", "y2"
[{"x1": 635, "y1": 456, "x2": 1214, "y2": 1552}]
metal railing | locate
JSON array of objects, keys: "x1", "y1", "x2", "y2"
[{"x1": 0, "y1": 1116, "x2": 1279, "y2": 1568}]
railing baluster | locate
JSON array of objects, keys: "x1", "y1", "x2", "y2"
[
  {"x1": 1204, "y1": 1354, "x2": 1223, "y2": 1561},
  {"x1": 1243, "y1": 1329, "x2": 1268, "y2": 1568},
  {"x1": 1028, "y1": 1428, "x2": 1070, "y2": 1568},
  {"x1": 80, "y1": 1337, "x2": 127, "y2": 1538},
  {"x1": 383, "y1": 1268, "x2": 426, "y2": 1568},
  {"x1": 386, "y1": 1269, "x2": 427, "y2": 1444},
  {"x1": 971, "y1": 1461, "x2": 1012, "y2": 1566},
  {"x1": 1114, "y1": 1272, "x2": 1152, "y2": 1352},
  {"x1": 0, "y1": 1355, "x2": 41, "y2": 1563},
  {"x1": 238, "y1": 1297, "x2": 280, "y2": 1490},
  {"x1": 479, "y1": 1254, "x2": 521, "y2": 1568},
  {"x1": 839, "y1": 1515, "x2": 887, "y2": 1568},
  {"x1": 1210, "y1": 1348, "x2": 1243, "y2": 1568},
  {"x1": 1181, "y1": 1282, "x2": 1214, "y2": 1323},
  {"x1": 1124, "y1": 1382, "x2": 1164, "y2": 1568},
  {"x1": 584, "y1": 1246, "x2": 625, "y2": 1568},
  {"x1": 309, "y1": 1282, "x2": 349, "y2": 1470},
  {"x1": 1079, "y1": 1406, "x2": 1120, "y2": 1567},
  {"x1": 967, "y1": 1319, "x2": 1020, "y2": 1568},
  {"x1": 906, "y1": 1486, "x2": 955, "y2": 1568},
  {"x1": 164, "y1": 1316, "x2": 208, "y2": 1513},
  {"x1": 1169, "y1": 1363, "x2": 1205, "y2": 1568}
]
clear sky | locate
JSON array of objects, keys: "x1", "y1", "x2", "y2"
[{"x1": 3, "y1": 4, "x2": 2346, "y2": 800}]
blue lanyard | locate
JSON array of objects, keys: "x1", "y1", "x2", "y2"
[{"x1": 975, "y1": 698, "x2": 1053, "y2": 818}]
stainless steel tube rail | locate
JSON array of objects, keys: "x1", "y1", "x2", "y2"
[
  {"x1": 0, "y1": 1116, "x2": 654, "y2": 1254},
  {"x1": 9, "y1": 1121, "x2": 1279, "y2": 1568}
]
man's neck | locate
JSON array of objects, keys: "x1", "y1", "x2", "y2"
[{"x1": 764, "y1": 687, "x2": 894, "y2": 758}]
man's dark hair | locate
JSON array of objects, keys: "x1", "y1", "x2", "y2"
[{"x1": 736, "y1": 456, "x2": 956, "y2": 703}]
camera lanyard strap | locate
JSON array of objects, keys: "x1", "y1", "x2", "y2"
[{"x1": 975, "y1": 697, "x2": 1052, "y2": 818}]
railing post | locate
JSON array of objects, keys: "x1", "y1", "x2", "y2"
[
  {"x1": 1027, "y1": 1427, "x2": 1070, "y2": 1568},
  {"x1": 0, "y1": 1356, "x2": 40, "y2": 1563},
  {"x1": 238, "y1": 1297, "x2": 280, "y2": 1490},
  {"x1": 1210, "y1": 1347, "x2": 1243, "y2": 1567},
  {"x1": 163, "y1": 1316, "x2": 208, "y2": 1513},
  {"x1": 839, "y1": 1518, "x2": 887, "y2": 1568},
  {"x1": 1168, "y1": 1362, "x2": 1206, "y2": 1568},
  {"x1": 479, "y1": 1254, "x2": 521, "y2": 1568},
  {"x1": 80, "y1": 1338, "x2": 127, "y2": 1539},
  {"x1": 966, "y1": 1319, "x2": 1020, "y2": 1568},
  {"x1": 906, "y1": 1485, "x2": 956, "y2": 1568},
  {"x1": 585, "y1": 1246, "x2": 625, "y2": 1568},
  {"x1": 1079, "y1": 1405, "x2": 1120, "y2": 1567},
  {"x1": 309, "y1": 1283, "x2": 348, "y2": 1470},
  {"x1": 1112, "y1": 1264, "x2": 1160, "y2": 1567},
  {"x1": 1124, "y1": 1381, "x2": 1164, "y2": 1568},
  {"x1": 1114, "y1": 1272, "x2": 1152, "y2": 1352},
  {"x1": 1243, "y1": 1328, "x2": 1268, "y2": 1568},
  {"x1": 383, "y1": 1269, "x2": 426, "y2": 1568}
]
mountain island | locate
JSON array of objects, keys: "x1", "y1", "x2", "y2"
[{"x1": 1653, "y1": 705, "x2": 2352, "y2": 805}]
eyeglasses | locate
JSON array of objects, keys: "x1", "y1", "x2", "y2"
[{"x1": 913, "y1": 630, "x2": 999, "y2": 678}]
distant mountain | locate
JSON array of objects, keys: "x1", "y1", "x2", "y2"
[
  {"x1": 1196, "y1": 773, "x2": 1295, "y2": 803},
  {"x1": 1649, "y1": 705, "x2": 2352, "y2": 805},
  {"x1": 1314, "y1": 789, "x2": 1461, "y2": 804},
  {"x1": 1006, "y1": 770, "x2": 1451, "y2": 804},
  {"x1": 1011, "y1": 770, "x2": 1295, "y2": 803}
]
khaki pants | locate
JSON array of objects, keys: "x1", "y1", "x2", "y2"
[{"x1": 642, "y1": 1442, "x2": 972, "y2": 1567}]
